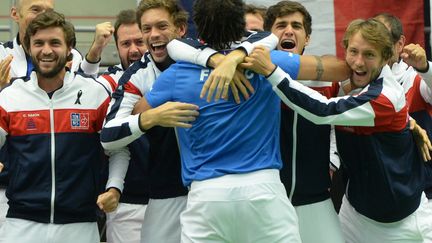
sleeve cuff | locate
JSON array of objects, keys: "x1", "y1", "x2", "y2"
[
  {"x1": 130, "y1": 114, "x2": 146, "y2": 135},
  {"x1": 198, "y1": 48, "x2": 218, "y2": 67},
  {"x1": 418, "y1": 61, "x2": 432, "y2": 81},
  {"x1": 80, "y1": 58, "x2": 100, "y2": 77},
  {"x1": 267, "y1": 66, "x2": 292, "y2": 87},
  {"x1": 106, "y1": 179, "x2": 124, "y2": 193},
  {"x1": 238, "y1": 41, "x2": 254, "y2": 55}
]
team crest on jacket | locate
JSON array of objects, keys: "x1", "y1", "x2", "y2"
[{"x1": 70, "y1": 112, "x2": 89, "y2": 129}]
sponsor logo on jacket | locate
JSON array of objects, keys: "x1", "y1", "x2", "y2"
[{"x1": 70, "y1": 113, "x2": 89, "y2": 129}]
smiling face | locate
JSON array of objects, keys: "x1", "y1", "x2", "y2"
[
  {"x1": 345, "y1": 32, "x2": 385, "y2": 89},
  {"x1": 30, "y1": 26, "x2": 70, "y2": 79},
  {"x1": 116, "y1": 23, "x2": 147, "y2": 69},
  {"x1": 140, "y1": 7, "x2": 186, "y2": 64},
  {"x1": 270, "y1": 11, "x2": 310, "y2": 54}
]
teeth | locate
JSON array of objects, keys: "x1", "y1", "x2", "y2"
[{"x1": 151, "y1": 42, "x2": 165, "y2": 47}]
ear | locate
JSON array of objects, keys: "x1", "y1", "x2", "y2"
[
  {"x1": 304, "y1": 35, "x2": 311, "y2": 47},
  {"x1": 67, "y1": 46, "x2": 72, "y2": 59},
  {"x1": 177, "y1": 24, "x2": 187, "y2": 38},
  {"x1": 10, "y1": 7, "x2": 19, "y2": 23},
  {"x1": 395, "y1": 35, "x2": 406, "y2": 55}
]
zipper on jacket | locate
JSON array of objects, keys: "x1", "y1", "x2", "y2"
[
  {"x1": 289, "y1": 112, "x2": 298, "y2": 200},
  {"x1": 49, "y1": 100, "x2": 56, "y2": 223}
]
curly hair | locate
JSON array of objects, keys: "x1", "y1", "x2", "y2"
[{"x1": 193, "y1": 0, "x2": 245, "y2": 50}]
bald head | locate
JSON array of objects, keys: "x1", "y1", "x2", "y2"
[
  {"x1": 11, "y1": 0, "x2": 55, "y2": 45},
  {"x1": 14, "y1": 0, "x2": 54, "y2": 12}
]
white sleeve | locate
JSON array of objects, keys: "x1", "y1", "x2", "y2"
[
  {"x1": 267, "y1": 66, "x2": 377, "y2": 126},
  {"x1": 238, "y1": 32, "x2": 279, "y2": 55},
  {"x1": 105, "y1": 148, "x2": 130, "y2": 192},
  {"x1": 419, "y1": 78, "x2": 432, "y2": 106},
  {"x1": 417, "y1": 61, "x2": 432, "y2": 87},
  {"x1": 79, "y1": 57, "x2": 100, "y2": 77},
  {"x1": 167, "y1": 39, "x2": 217, "y2": 67},
  {"x1": 102, "y1": 113, "x2": 144, "y2": 150},
  {"x1": 329, "y1": 126, "x2": 340, "y2": 170},
  {"x1": 167, "y1": 32, "x2": 279, "y2": 67}
]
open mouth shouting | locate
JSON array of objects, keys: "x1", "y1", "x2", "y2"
[
  {"x1": 353, "y1": 70, "x2": 367, "y2": 77},
  {"x1": 150, "y1": 41, "x2": 168, "y2": 57},
  {"x1": 280, "y1": 39, "x2": 296, "y2": 50}
]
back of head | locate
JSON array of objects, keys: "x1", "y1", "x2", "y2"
[
  {"x1": 264, "y1": 0, "x2": 312, "y2": 35},
  {"x1": 193, "y1": 0, "x2": 245, "y2": 50},
  {"x1": 373, "y1": 13, "x2": 404, "y2": 44},
  {"x1": 13, "y1": 0, "x2": 21, "y2": 9},
  {"x1": 244, "y1": 4, "x2": 266, "y2": 18},
  {"x1": 24, "y1": 10, "x2": 75, "y2": 51},
  {"x1": 114, "y1": 9, "x2": 138, "y2": 44},
  {"x1": 342, "y1": 18, "x2": 393, "y2": 62},
  {"x1": 244, "y1": 4, "x2": 266, "y2": 31},
  {"x1": 136, "y1": 0, "x2": 188, "y2": 32},
  {"x1": 13, "y1": 0, "x2": 25, "y2": 11}
]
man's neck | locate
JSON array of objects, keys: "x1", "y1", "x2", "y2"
[
  {"x1": 37, "y1": 69, "x2": 66, "y2": 93},
  {"x1": 17, "y1": 33, "x2": 30, "y2": 55},
  {"x1": 154, "y1": 56, "x2": 175, "y2": 71}
]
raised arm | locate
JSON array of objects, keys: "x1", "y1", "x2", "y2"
[
  {"x1": 80, "y1": 22, "x2": 114, "y2": 77},
  {"x1": 401, "y1": 44, "x2": 432, "y2": 91}
]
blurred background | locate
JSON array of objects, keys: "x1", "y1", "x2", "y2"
[{"x1": 0, "y1": 0, "x2": 430, "y2": 67}]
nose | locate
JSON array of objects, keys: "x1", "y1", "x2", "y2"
[
  {"x1": 353, "y1": 54, "x2": 365, "y2": 68},
  {"x1": 283, "y1": 25, "x2": 294, "y2": 36},
  {"x1": 149, "y1": 27, "x2": 161, "y2": 40},
  {"x1": 129, "y1": 43, "x2": 140, "y2": 54},
  {"x1": 41, "y1": 43, "x2": 52, "y2": 55}
]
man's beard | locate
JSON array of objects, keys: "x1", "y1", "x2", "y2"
[{"x1": 32, "y1": 54, "x2": 68, "y2": 78}]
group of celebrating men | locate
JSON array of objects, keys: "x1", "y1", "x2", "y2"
[{"x1": 0, "y1": 0, "x2": 432, "y2": 242}]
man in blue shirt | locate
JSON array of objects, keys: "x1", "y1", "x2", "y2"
[{"x1": 132, "y1": 0, "x2": 304, "y2": 242}]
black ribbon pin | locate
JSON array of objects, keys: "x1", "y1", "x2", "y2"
[{"x1": 75, "y1": 90, "x2": 82, "y2": 105}]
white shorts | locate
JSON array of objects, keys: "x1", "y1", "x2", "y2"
[
  {"x1": 106, "y1": 202, "x2": 147, "y2": 243},
  {"x1": 140, "y1": 195, "x2": 187, "y2": 243},
  {"x1": 295, "y1": 198, "x2": 344, "y2": 243},
  {"x1": 339, "y1": 194, "x2": 432, "y2": 243},
  {"x1": 181, "y1": 169, "x2": 301, "y2": 243},
  {"x1": 0, "y1": 218, "x2": 99, "y2": 243}
]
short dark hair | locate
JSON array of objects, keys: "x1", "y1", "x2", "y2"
[
  {"x1": 136, "y1": 0, "x2": 188, "y2": 33},
  {"x1": 373, "y1": 13, "x2": 404, "y2": 44},
  {"x1": 244, "y1": 4, "x2": 267, "y2": 19},
  {"x1": 264, "y1": 0, "x2": 312, "y2": 36},
  {"x1": 114, "y1": 9, "x2": 138, "y2": 44},
  {"x1": 24, "y1": 10, "x2": 76, "y2": 51},
  {"x1": 193, "y1": 0, "x2": 245, "y2": 50},
  {"x1": 343, "y1": 18, "x2": 393, "y2": 62}
]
